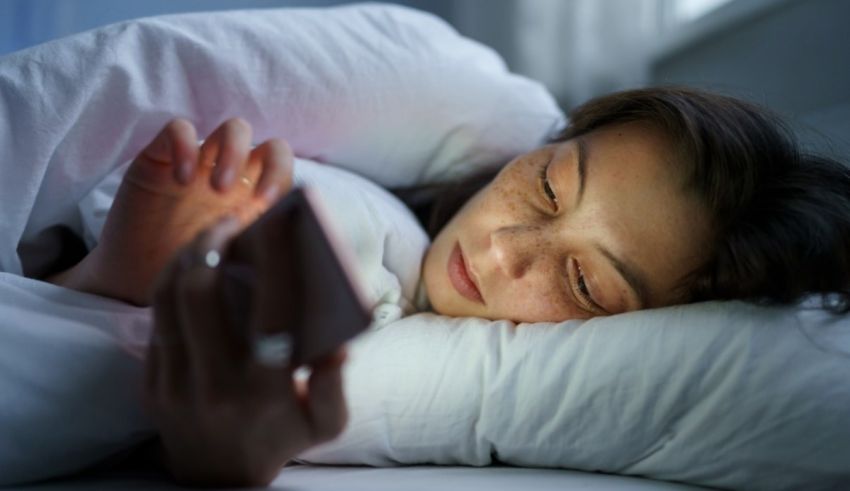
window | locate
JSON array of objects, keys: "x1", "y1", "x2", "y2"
[{"x1": 670, "y1": 0, "x2": 737, "y2": 21}]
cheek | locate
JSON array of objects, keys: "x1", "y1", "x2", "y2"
[
  {"x1": 487, "y1": 267, "x2": 587, "y2": 323},
  {"x1": 472, "y1": 165, "x2": 543, "y2": 227},
  {"x1": 423, "y1": 228, "x2": 452, "y2": 287},
  {"x1": 494, "y1": 287, "x2": 580, "y2": 323},
  {"x1": 491, "y1": 159, "x2": 539, "y2": 195}
]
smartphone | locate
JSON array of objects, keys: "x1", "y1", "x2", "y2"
[{"x1": 219, "y1": 187, "x2": 372, "y2": 366}]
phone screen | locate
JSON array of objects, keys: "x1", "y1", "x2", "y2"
[{"x1": 220, "y1": 187, "x2": 372, "y2": 366}]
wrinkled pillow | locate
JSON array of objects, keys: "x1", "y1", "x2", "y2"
[{"x1": 301, "y1": 300, "x2": 850, "y2": 491}]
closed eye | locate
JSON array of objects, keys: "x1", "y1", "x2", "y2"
[
  {"x1": 538, "y1": 147, "x2": 607, "y2": 314},
  {"x1": 538, "y1": 159, "x2": 558, "y2": 210},
  {"x1": 570, "y1": 259, "x2": 607, "y2": 314}
]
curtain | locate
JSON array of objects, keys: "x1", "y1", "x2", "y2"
[{"x1": 454, "y1": 0, "x2": 662, "y2": 109}]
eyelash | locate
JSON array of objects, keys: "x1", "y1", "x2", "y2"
[
  {"x1": 538, "y1": 161, "x2": 558, "y2": 210},
  {"x1": 572, "y1": 261, "x2": 603, "y2": 313},
  {"x1": 538, "y1": 161, "x2": 603, "y2": 313}
]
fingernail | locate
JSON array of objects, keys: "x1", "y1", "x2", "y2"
[
  {"x1": 219, "y1": 166, "x2": 236, "y2": 189},
  {"x1": 178, "y1": 160, "x2": 193, "y2": 184}
]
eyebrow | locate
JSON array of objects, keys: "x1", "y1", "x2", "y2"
[
  {"x1": 594, "y1": 243, "x2": 652, "y2": 310},
  {"x1": 559, "y1": 138, "x2": 649, "y2": 309},
  {"x1": 574, "y1": 137, "x2": 588, "y2": 208}
]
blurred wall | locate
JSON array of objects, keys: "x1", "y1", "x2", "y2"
[
  {"x1": 453, "y1": 0, "x2": 661, "y2": 109},
  {"x1": 652, "y1": 0, "x2": 850, "y2": 159}
]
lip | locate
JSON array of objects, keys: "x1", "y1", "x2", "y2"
[{"x1": 448, "y1": 242, "x2": 485, "y2": 304}]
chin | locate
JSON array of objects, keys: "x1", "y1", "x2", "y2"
[
  {"x1": 430, "y1": 299, "x2": 467, "y2": 317},
  {"x1": 427, "y1": 285, "x2": 481, "y2": 318},
  {"x1": 422, "y1": 271, "x2": 449, "y2": 316},
  {"x1": 421, "y1": 265, "x2": 456, "y2": 316}
]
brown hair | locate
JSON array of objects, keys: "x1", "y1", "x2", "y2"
[{"x1": 394, "y1": 86, "x2": 850, "y2": 312}]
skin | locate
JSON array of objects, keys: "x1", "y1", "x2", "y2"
[
  {"x1": 48, "y1": 118, "x2": 289, "y2": 306},
  {"x1": 422, "y1": 121, "x2": 715, "y2": 322}
]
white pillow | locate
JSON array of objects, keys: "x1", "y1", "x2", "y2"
[
  {"x1": 0, "y1": 2, "x2": 564, "y2": 277},
  {"x1": 301, "y1": 301, "x2": 850, "y2": 491}
]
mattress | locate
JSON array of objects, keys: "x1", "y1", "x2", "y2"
[{"x1": 21, "y1": 465, "x2": 712, "y2": 490}]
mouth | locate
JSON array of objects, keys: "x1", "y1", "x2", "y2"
[{"x1": 447, "y1": 242, "x2": 485, "y2": 304}]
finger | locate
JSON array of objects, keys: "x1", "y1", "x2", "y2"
[
  {"x1": 150, "y1": 245, "x2": 192, "y2": 401},
  {"x1": 143, "y1": 334, "x2": 160, "y2": 409},
  {"x1": 175, "y1": 215, "x2": 249, "y2": 394},
  {"x1": 198, "y1": 118, "x2": 253, "y2": 193},
  {"x1": 325, "y1": 346, "x2": 348, "y2": 365},
  {"x1": 141, "y1": 118, "x2": 199, "y2": 186},
  {"x1": 305, "y1": 350, "x2": 349, "y2": 443},
  {"x1": 249, "y1": 139, "x2": 295, "y2": 205}
]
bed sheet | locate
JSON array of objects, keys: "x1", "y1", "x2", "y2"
[{"x1": 20, "y1": 465, "x2": 712, "y2": 490}]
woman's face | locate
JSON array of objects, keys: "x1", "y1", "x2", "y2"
[{"x1": 422, "y1": 121, "x2": 714, "y2": 322}]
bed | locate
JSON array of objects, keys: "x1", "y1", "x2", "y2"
[
  {"x1": 1, "y1": 4, "x2": 848, "y2": 491},
  {"x1": 25, "y1": 464, "x2": 712, "y2": 490}
]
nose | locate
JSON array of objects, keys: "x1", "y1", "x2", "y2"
[{"x1": 490, "y1": 225, "x2": 545, "y2": 279}]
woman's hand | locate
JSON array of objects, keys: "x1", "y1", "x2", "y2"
[
  {"x1": 49, "y1": 117, "x2": 294, "y2": 306},
  {"x1": 145, "y1": 215, "x2": 348, "y2": 487}
]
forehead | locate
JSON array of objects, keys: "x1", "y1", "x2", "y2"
[
  {"x1": 563, "y1": 122, "x2": 711, "y2": 304},
  {"x1": 564, "y1": 121, "x2": 684, "y2": 184}
]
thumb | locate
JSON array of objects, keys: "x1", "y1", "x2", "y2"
[{"x1": 305, "y1": 348, "x2": 349, "y2": 444}]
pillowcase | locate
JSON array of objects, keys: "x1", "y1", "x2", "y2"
[
  {"x1": 0, "y1": 2, "x2": 564, "y2": 278},
  {"x1": 300, "y1": 300, "x2": 850, "y2": 491}
]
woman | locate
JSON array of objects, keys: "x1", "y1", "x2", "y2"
[{"x1": 48, "y1": 86, "x2": 850, "y2": 485}]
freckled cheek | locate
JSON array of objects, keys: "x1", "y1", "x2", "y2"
[
  {"x1": 489, "y1": 274, "x2": 576, "y2": 323},
  {"x1": 537, "y1": 289, "x2": 573, "y2": 319},
  {"x1": 483, "y1": 177, "x2": 538, "y2": 220},
  {"x1": 501, "y1": 290, "x2": 574, "y2": 323}
]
